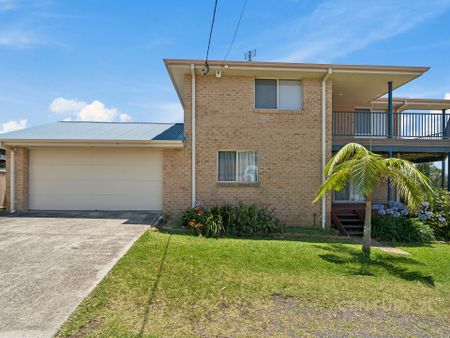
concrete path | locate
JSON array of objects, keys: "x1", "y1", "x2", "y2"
[
  {"x1": 353, "y1": 237, "x2": 410, "y2": 255},
  {"x1": 0, "y1": 212, "x2": 155, "y2": 338}
]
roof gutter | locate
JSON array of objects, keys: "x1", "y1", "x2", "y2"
[
  {"x1": 0, "y1": 140, "x2": 184, "y2": 148},
  {"x1": 321, "y1": 68, "x2": 332, "y2": 229}
]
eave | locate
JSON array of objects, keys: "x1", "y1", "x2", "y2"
[{"x1": 0, "y1": 139, "x2": 184, "y2": 148}]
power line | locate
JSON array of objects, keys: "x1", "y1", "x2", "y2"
[
  {"x1": 224, "y1": 0, "x2": 248, "y2": 61},
  {"x1": 205, "y1": 0, "x2": 219, "y2": 66}
]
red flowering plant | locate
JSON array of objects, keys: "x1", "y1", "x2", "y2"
[{"x1": 179, "y1": 202, "x2": 206, "y2": 235}]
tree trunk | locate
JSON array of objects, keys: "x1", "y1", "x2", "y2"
[{"x1": 362, "y1": 194, "x2": 372, "y2": 255}]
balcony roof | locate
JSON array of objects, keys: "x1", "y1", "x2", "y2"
[
  {"x1": 372, "y1": 97, "x2": 450, "y2": 111},
  {"x1": 165, "y1": 59, "x2": 429, "y2": 107}
]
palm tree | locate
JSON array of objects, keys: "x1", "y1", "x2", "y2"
[{"x1": 313, "y1": 143, "x2": 433, "y2": 254}]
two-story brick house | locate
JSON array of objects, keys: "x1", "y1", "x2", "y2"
[{"x1": 1, "y1": 59, "x2": 449, "y2": 229}]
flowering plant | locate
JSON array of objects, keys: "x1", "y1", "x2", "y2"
[
  {"x1": 417, "y1": 190, "x2": 449, "y2": 240},
  {"x1": 178, "y1": 202, "x2": 282, "y2": 238},
  {"x1": 372, "y1": 201, "x2": 408, "y2": 218},
  {"x1": 179, "y1": 204, "x2": 206, "y2": 234}
]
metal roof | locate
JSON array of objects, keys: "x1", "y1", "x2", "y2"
[
  {"x1": 165, "y1": 59, "x2": 429, "y2": 107},
  {"x1": 0, "y1": 121, "x2": 184, "y2": 142}
]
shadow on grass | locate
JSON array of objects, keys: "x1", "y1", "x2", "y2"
[
  {"x1": 315, "y1": 244, "x2": 435, "y2": 287},
  {"x1": 138, "y1": 234, "x2": 172, "y2": 337}
]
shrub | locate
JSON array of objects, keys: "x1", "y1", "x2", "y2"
[
  {"x1": 372, "y1": 215, "x2": 406, "y2": 242},
  {"x1": 179, "y1": 202, "x2": 282, "y2": 238},
  {"x1": 372, "y1": 216, "x2": 435, "y2": 243},
  {"x1": 418, "y1": 189, "x2": 450, "y2": 241}
]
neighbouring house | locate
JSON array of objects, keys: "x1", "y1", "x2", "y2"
[
  {"x1": 0, "y1": 148, "x2": 5, "y2": 172},
  {"x1": 0, "y1": 148, "x2": 5, "y2": 208},
  {"x1": 0, "y1": 59, "x2": 449, "y2": 229}
]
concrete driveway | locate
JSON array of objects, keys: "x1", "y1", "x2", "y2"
[{"x1": 0, "y1": 211, "x2": 158, "y2": 338}]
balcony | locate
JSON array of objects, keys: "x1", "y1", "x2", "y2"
[{"x1": 332, "y1": 111, "x2": 450, "y2": 152}]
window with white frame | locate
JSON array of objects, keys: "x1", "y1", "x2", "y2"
[
  {"x1": 255, "y1": 79, "x2": 302, "y2": 110},
  {"x1": 218, "y1": 151, "x2": 258, "y2": 183}
]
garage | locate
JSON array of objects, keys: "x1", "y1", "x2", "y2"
[
  {"x1": 0, "y1": 121, "x2": 184, "y2": 213},
  {"x1": 29, "y1": 148, "x2": 163, "y2": 210}
]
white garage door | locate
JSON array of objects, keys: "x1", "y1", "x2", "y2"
[{"x1": 29, "y1": 148, "x2": 163, "y2": 210}]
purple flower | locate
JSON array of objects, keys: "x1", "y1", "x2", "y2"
[
  {"x1": 438, "y1": 217, "x2": 446, "y2": 223},
  {"x1": 378, "y1": 209, "x2": 386, "y2": 216}
]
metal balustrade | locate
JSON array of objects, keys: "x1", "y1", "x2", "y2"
[{"x1": 333, "y1": 111, "x2": 450, "y2": 140}]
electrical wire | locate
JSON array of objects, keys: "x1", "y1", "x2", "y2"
[
  {"x1": 205, "y1": 0, "x2": 219, "y2": 66},
  {"x1": 223, "y1": 0, "x2": 248, "y2": 61}
]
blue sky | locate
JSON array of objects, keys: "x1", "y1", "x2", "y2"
[{"x1": 1, "y1": 0, "x2": 450, "y2": 132}]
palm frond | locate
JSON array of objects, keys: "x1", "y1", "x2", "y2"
[
  {"x1": 313, "y1": 166, "x2": 352, "y2": 204},
  {"x1": 314, "y1": 143, "x2": 432, "y2": 211},
  {"x1": 324, "y1": 143, "x2": 369, "y2": 176},
  {"x1": 350, "y1": 154, "x2": 384, "y2": 197},
  {"x1": 381, "y1": 158, "x2": 433, "y2": 211}
]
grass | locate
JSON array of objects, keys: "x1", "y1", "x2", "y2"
[{"x1": 57, "y1": 231, "x2": 449, "y2": 337}]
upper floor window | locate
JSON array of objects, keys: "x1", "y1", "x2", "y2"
[{"x1": 255, "y1": 79, "x2": 302, "y2": 110}]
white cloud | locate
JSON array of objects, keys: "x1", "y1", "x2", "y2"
[
  {"x1": 0, "y1": 0, "x2": 17, "y2": 11},
  {"x1": 276, "y1": 0, "x2": 450, "y2": 62},
  {"x1": 445, "y1": 93, "x2": 450, "y2": 100},
  {"x1": 49, "y1": 97, "x2": 132, "y2": 122},
  {"x1": 48, "y1": 97, "x2": 86, "y2": 114},
  {"x1": 119, "y1": 113, "x2": 132, "y2": 122},
  {"x1": 0, "y1": 29, "x2": 40, "y2": 48},
  {"x1": 75, "y1": 100, "x2": 118, "y2": 122},
  {"x1": 0, "y1": 119, "x2": 27, "y2": 133}
]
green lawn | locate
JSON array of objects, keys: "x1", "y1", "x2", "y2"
[{"x1": 57, "y1": 231, "x2": 449, "y2": 337}]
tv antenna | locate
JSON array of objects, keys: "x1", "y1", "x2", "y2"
[{"x1": 244, "y1": 49, "x2": 256, "y2": 61}]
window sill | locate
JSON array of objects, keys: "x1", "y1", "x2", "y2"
[
  {"x1": 216, "y1": 182, "x2": 259, "y2": 187},
  {"x1": 254, "y1": 109, "x2": 304, "y2": 114}
]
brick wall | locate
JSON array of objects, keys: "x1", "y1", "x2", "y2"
[
  {"x1": 163, "y1": 74, "x2": 332, "y2": 227},
  {"x1": 4, "y1": 147, "x2": 29, "y2": 212}
]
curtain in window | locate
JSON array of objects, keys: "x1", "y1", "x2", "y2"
[
  {"x1": 279, "y1": 80, "x2": 301, "y2": 110},
  {"x1": 238, "y1": 151, "x2": 257, "y2": 182},
  {"x1": 218, "y1": 151, "x2": 236, "y2": 181}
]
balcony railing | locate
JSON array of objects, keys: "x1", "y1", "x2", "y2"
[{"x1": 333, "y1": 111, "x2": 450, "y2": 140}]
